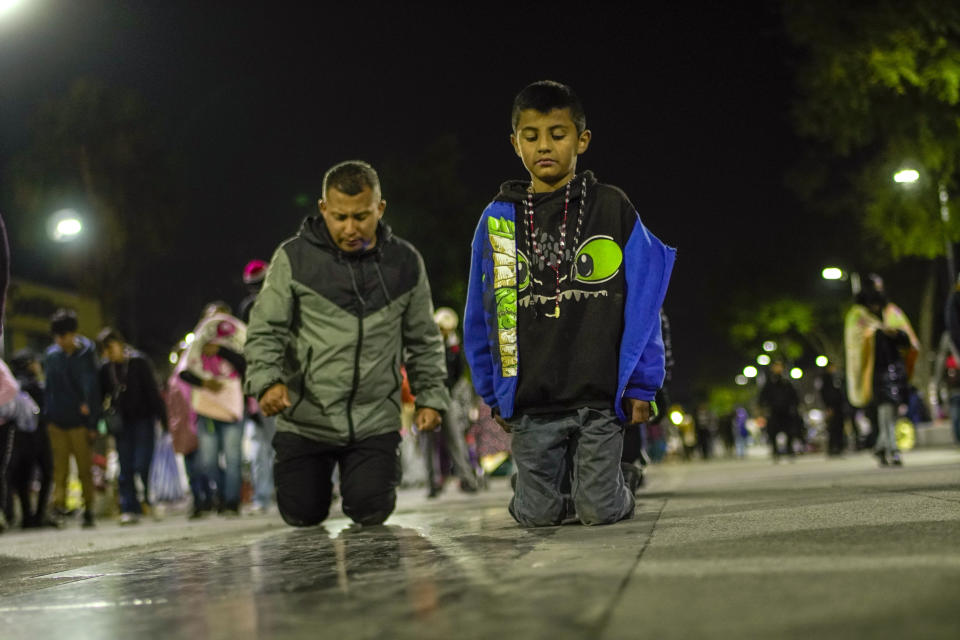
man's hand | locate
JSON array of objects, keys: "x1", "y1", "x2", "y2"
[
  {"x1": 624, "y1": 398, "x2": 651, "y2": 425},
  {"x1": 414, "y1": 407, "x2": 442, "y2": 432},
  {"x1": 260, "y1": 383, "x2": 292, "y2": 417},
  {"x1": 202, "y1": 378, "x2": 224, "y2": 393}
]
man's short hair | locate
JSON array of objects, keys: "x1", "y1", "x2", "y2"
[
  {"x1": 511, "y1": 80, "x2": 587, "y2": 134},
  {"x1": 322, "y1": 160, "x2": 381, "y2": 199},
  {"x1": 50, "y1": 308, "x2": 79, "y2": 336},
  {"x1": 96, "y1": 327, "x2": 125, "y2": 350}
]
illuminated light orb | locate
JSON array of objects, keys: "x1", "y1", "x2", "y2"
[
  {"x1": 790, "y1": 367, "x2": 803, "y2": 379},
  {"x1": 184, "y1": 332, "x2": 196, "y2": 344},
  {"x1": 893, "y1": 169, "x2": 919, "y2": 184},
  {"x1": 821, "y1": 267, "x2": 843, "y2": 280},
  {"x1": 757, "y1": 354, "x2": 771, "y2": 366},
  {"x1": 815, "y1": 355, "x2": 829, "y2": 367},
  {"x1": 762, "y1": 341, "x2": 777, "y2": 352},
  {"x1": 735, "y1": 374, "x2": 749, "y2": 386},
  {"x1": 168, "y1": 352, "x2": 179, "y2": 364},
  {"x1": 669, "y1": 411, "x2": 684, "y2": 426},
  {"x1": 743, "y1": 366, "x2": 758, "y2": 378}
]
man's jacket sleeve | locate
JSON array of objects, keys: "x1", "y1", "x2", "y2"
[
  {"x1": 82, "y1": 348, "x2": 101, "y2": 428},
  {"x1": 402, "y1": 252, "x2": 450, "y2": 413},
  {"x1": 243, "y1": 248, "x2": 294, "y2": 399},
  {"x1": 463, "y1": 215, "x2": 497, "y2": 408}
]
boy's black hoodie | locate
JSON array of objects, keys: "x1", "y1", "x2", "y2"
[{"x1": 495, "y1": 171, "x2": 637, "y2": 415}]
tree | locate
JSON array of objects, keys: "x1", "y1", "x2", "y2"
[
  {"x1": 784, "y1": 0, "x2": 960, "y2": 391},
  {"x1": 8, "y1": 79, "x2": 182, "y2": 338}
]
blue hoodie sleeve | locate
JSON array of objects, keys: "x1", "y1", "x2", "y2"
[
  {"x1": 616, "y1": 214, "x2": 675, "y2": 419},
  {"x1": 463, "y1": 214, "x2": 497, "y2": 408}
]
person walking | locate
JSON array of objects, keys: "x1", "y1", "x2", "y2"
[
  {"x1": 44, "y1": 308, "x2": 100, "y2": 527},
  {"x1": 758, "y1": 360, "x2": 800, "y2": 462},
  {"x1": 97, "y1": 328, "x2": 168, "y2": 524},
  {"x1": 244, "y1": 160, "x2": 450, "y2": 528},
  {"x1": 845, "y1": 274, "x2": 920, "y2": 466}
]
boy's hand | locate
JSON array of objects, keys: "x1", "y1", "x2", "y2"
[
  {"x1": 415, "y1": 407, "x2": 442, "y2": 432},
  {"x1": 624, "y1": 398, "x2": 650, "y2": 425}
]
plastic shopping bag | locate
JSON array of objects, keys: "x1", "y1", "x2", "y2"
[{"x1": 150, "y1": 431, "x2": 185, "y2": 503}]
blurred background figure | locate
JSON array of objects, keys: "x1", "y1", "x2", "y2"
[
  {"x1": 817, "y1": 362, "x2": 847, "y2": 457},
  {"x1": 7, "y1": 350, "x2": 57, "y2": 528},
  {"x1": 758, "y1": 360, "x2": 800, "y2": 462},
  {"x1": 44, "y1": 309, "x2": 100, "y2": 528},
  {"x1": 178, "y1": 302, "x2": 247, "y2": 515},
  {"x1": 694, "y1": 403, "x2": 715, "y2": 460},
  {"x1": 165, "y1": 344, "x2": 210, "y2": 519},
  {"x1": 238, "y1": 259, "x2": 275, "y2": 514},
  {"x1": 97, "y1": 328, "x2": 168, "y2": 525},
  {"x1": 844, "y1": 274, "x2": 919, "y2": 466},
  {"x1": 421, "y1": 307, "x2": 478, "y2": 498}
]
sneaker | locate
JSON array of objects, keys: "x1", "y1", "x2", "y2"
[
  {"x1": 875, "y1": 450, "x2": 889, "y2": 466},
  {"x1": 119, "y1": 512, "x2": 140, "y2": 526},
  {"x1": 82, "y1": 511, "x2": 96, "y2": 528},
  {"x1": 890, "y1": 452, "x2": 904, "y2": 466},
  {"x1": 188, "y1": 508, "x2": 208, "y2": 520}
]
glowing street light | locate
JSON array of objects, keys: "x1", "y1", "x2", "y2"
[
  {"x1": 821, "y1": 267, "x2": 843, "y2": 281},
  {"x1": 743, "y1": 366, "x2": 758, "y2": 378},
  {"x1": 48, "y1": 209, "x2": 83, "y2": 242},
  {"x1": 790, "y1": 367, "x2": 803, "y2": 380},
  {"x1": 184, "y1": 332, "x2": 196, "y2": 344},
  {"x1": 735, "y1": 374, "x2": 749, "y2": 386},
  {"x1": 893, "y1": 168, "x2": 920, "y2": 184},
  {"x1": 815, "y1": 355, "x2": 829, "y2": 367},
  {"x1": 762, "y1": 341, "x2": 777, "y2": 353},
  {"x1": 757, "y1": 354, "x2": 771, "y2": 366},
  {"x1": 0, "y1": 0, "x2": 23, "y2": 17},
  {"x1": 669, "y1": 410, "x2": 684, "y2": 426}
]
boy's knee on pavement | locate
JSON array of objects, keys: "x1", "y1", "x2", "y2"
[{"x1": 277, "y1": 495, "x2": 330, "y2": 527}]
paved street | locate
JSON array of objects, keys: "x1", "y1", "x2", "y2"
[{"x1": 1, "y1": 448, "x2": 958, "y2": 639}]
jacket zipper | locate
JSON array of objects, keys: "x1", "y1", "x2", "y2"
[
  {"x1": 288, "y1": 346, "x2": 313, "y2": 418},
  {"x1": 346, "y1": 306, "x2": 363, "y2": 444}
]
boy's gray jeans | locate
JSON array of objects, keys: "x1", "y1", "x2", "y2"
[{"x1": 508, "y1": 407, "x2": 635, "y2": 527}]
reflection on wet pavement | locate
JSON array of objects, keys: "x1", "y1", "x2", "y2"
[{"x1": 0, "y1": 500, "x2": 661, "y2": 640}]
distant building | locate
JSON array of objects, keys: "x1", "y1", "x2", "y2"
[{"x1": 3, "y1": 278, "x2": 103, "y2": 356}]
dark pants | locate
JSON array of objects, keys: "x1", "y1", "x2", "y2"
[
  {"x1": 6, "y1": 424, "x2": 54, "y2": 526},
  {"x1": 826, "y1": 406, "x2": 845, "y2": 455},
  {"x1": 767, "y1": 414, "x2": 794, "y2": 458},
  {"x1": 0, "y1": 423, "x2": 14, "y2": 523},
  {"x1": 115, "y1": 417, "x2": 155, "y2": 514},
  {"x1": 184, "y1": 449, "x2": 212, "y2": 511},
  {"x1": 273, "y1": 430, "x2": 401, "y2": 527}
]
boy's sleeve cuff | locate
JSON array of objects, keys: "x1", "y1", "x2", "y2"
[{"x1": 623, "y1": 387, "x2": 657, "y2": 402}]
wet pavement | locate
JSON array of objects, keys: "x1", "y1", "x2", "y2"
[{"x1": 1, "y1": 448, "x2": 958, "y2": 639}]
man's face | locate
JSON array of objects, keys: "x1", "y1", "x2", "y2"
[
  {"x1": 511, "y1": 107, "x2": 591, "y2": 192},
  {"x1": 103, "y1": 340, "x2": 125, "y2": 363},
  {"x1": 319, "y1": 186, "x2": 385, "y2": 253},
  {"x1": 771, "y1": 362, "x2": 784, "y2": 376},
  {"x1": 54, "y1": 332, "x2": 76, "y2": 352}
]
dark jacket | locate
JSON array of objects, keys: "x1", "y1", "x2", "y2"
[
  {"x1": 43, "y1": 336, "x2": 100, "y2": 430},
  {"x1": 758, "y1": 374, "x2": 799, "y2": 419},
  {"x1": 100, "y1": 350, "x2": 168, "y2": 427},
  {"x1": 244, "y1": 217, "x2": 449, "y2": 445}
]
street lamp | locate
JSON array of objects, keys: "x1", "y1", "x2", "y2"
[
  {"x1": 757, "y1": 354, "x2": 771, "y2": 366},
  {"x1": 762, "y1": 341, "x2": 777, "y2": 353},
  {"x1": 815, "y1": 355, "x2": 829, "y2": 367},
  {"x1": 743, "y1": 366, "x2": 758, "y2": 378},
  {"x1": 893, "y1": 168, "x2": 920, "y2": 184},
  {"x1": 48, "y1": 209, "x2": 83, "y2": 243},
  {"x1": 790, "y1": 367, "x2": 804, "y2": 380},
  {"x1": 893, "y1": 167, "x2": 954, "y2": 280}
]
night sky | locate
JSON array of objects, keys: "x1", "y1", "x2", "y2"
[{"x1": 1, "y1": 1, "x2": 853, "y2": 402}]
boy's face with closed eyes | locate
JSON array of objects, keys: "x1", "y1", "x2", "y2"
[{"x1": 511, "y1": 107, "x2": 591, "y2": 193}]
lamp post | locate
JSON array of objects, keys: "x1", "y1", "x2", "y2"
[
  {"x1": 893, "y1": 168, "x2": 954, "y2": 282},
  {"x1": 47, "y1": 209, "x2": 84, "y2": 243},
  {"x1": 821, "y1": 266, "x2": 860, "y2": 295}
]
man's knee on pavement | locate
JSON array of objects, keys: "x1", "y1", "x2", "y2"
[
  {"x1": 342, "y1": 490, "x2": 395, "y2": 526},
  {"x1": 277, "y1": 497, "x2": 330, "y2": 527},
  {"x1": 574, "y1": 492, "x2": 634, "y2": 526},
  {"x1": 509, "y1": 495, "x2": 565, "y2": 527}
]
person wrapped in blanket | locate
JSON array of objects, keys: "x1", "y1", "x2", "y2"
[{"x1": 178, "y1": 301, "x2": 247, "y2": 515}]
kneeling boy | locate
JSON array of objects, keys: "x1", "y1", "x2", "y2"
[{"x1": 464, "y1": 80, "x2": 675, "y2": 527}]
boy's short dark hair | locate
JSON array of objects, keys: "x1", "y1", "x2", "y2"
[
  {"x1": 96, "y1": 327, "x2": 125, "y2": 350},
  {"x1": 50, "y1": 308, "x2": 79, "y2": 336},
  {"x1": 511, "y1": 80, "x2": 587, "y2": 134},
  {"x1": 322, "y1": 160, "x2": 381, "y2": 199},
  {"x1": 9, "y1": 348, "x2": 38, "y2": 377}
]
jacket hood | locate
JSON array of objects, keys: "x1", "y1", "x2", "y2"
[
  {"x1": 297, "y1": 216, "x2": 394, "y2": 257},
  {"x1": 47, "y1": 334, "x2": 96, "y2": 359},
  {"x1": 496, "y1": 170, "x2": 597, "y2": 204}
]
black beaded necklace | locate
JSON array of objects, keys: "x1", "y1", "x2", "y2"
[{"x1": 524, "y1": 175, "x2": 587, "y2": 318}]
